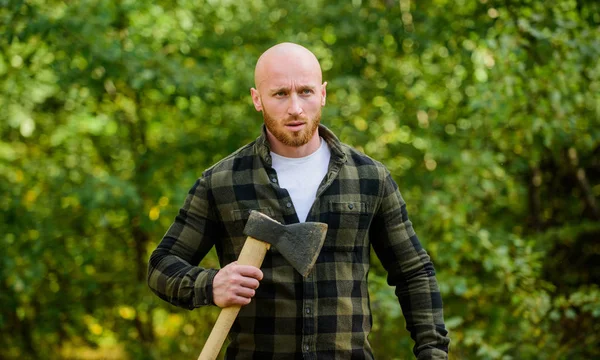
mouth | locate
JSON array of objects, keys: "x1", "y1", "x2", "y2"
[{"x1": 284, "y1": 121, "x2": 306, "y2": 131}]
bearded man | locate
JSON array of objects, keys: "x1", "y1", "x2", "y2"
[{"x1": 148, "y1": 42, "x2": 450, "y2": 359}]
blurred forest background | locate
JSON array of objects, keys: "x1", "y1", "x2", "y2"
[{"x1": 2, "y1": 0, "x2": 600, "y2": 359}]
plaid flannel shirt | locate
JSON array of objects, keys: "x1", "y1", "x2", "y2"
[{"x1": 148, "y1": 125, "x2": 450, "y2": 359}]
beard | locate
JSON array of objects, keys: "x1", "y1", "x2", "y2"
[{"x1": 263, "y1": 108, "x2": 321, "y2": 147}]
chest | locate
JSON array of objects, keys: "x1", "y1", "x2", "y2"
[{"x1": 212, "y1": 162, "x2": 382, "y2": 258}]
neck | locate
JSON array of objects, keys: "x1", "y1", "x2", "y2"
[{"x1": 267, "y1": 130, "x2": 321, "y2": 158}]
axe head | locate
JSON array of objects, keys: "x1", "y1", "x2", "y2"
[{"x1": 243, "y1": 210, "x2": 328, "y2": 277}]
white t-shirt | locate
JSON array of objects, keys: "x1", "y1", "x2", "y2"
[{"x1": 270, "y1": 138, "x2": 331, "y2": 222}]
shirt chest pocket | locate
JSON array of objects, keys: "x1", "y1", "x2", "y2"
[
  {"x1": 323, "y1": 201, "x2": 371, "y2": 251},
  {"x1": 231, "y1": 207, "x2": 275, "y2": 222}
]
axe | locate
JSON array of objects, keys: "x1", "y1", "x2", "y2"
[{"x1": 197, "y1": 210, "x2": 328, "y2": 360}]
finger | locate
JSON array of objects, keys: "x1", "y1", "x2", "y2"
[
  {"x1": 238, "y1": 277, "x2": 260, "y2": 290},
  {"x1": 230, "y1": 295, "x2": 252, "y2": 306},
  {"x1": 235, "y1": 265, "x2": 264, "y2": 281},
  {"x1": 234, "y1": 287, "x2": 256, "y2": 299}
]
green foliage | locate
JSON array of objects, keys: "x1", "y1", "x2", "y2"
[{"x1": 1, "y1": 0, "x2": 599, "y2": 359}]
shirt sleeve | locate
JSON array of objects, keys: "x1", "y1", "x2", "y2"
[
  {"x1": 147, "y1": 175, "x2": 221, "y2": 310},
  {"x1": 370, "y1": 169, "x2": 450, "y2": 359}
]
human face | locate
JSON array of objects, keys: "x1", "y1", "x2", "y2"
[
  {"x1": 260, "y1": 83, "x2": 323, "y2": 148},
  {"x1": 251, "y1": 44, "x2": 327, "y2": 157}
]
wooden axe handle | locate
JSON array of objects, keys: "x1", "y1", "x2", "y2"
[{"x1": 197, "y1": 236, "x2": 271, "y2": 360}]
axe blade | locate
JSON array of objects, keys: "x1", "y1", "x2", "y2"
[{"x1": 243, "y1": 210, "x2": 328, "y2": 277}]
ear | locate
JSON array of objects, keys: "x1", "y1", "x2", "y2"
[
  {"x1": 250, "y1": 88, "x2": 263, "y2": 112},
  {"x1": 321, "y1": 82, "x2": 327, "y2": 107}
]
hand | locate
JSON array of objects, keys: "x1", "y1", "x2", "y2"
[{"x1": 212, "y1": 261, "x2": 263, "y2": 308}]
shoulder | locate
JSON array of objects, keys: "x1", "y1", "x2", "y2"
[
  {"x1": 201, "y1": 141, "x2": 258, "y2": 179},
  {"x1": 339, "y1": 142, "x2": 388, "y2": 175}
]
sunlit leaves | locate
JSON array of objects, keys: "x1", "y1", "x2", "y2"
[{"x1": 1, "y1": 0, "x2": 599, "y2": 359}]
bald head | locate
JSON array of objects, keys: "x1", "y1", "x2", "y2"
[{"x1": 254, "y1": 43, "x2": 323, "y2": 89}]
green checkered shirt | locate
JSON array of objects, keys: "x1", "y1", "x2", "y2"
[{"x1": 148, "y1": 125, "x2": 450, "y2": 359}]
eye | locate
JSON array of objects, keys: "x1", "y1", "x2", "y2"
[
  {"x1": 301, "y1": 88, "x2": 314, "y2": 95},
  {"x1": 274, "y1": 91, "x2": 287, "y2": 97}
]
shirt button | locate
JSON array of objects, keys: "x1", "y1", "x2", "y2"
[
  {"x1": 286, "y1": 202, "x2": 292, "y2": 208},
  {"x1": 305, "y1": 307, "x2": 311, "y2": 314},
  {"x1": 348, "y1": 203, "x2": 354, "y2": 210},
  {"x1": 271, "y1": 177, "x2": 277, "y2": 183},
  {"x1": 304, "y1": 345, "x2": 309, "y2": 351}
]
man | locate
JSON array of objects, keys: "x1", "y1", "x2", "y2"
[{"x1": 148, "y1": 42, "x2": 450, "y2": 359}]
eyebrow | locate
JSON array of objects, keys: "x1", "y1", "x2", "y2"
[{"x1": 270, "y1": 85, "x2": 316, "y2": 94}]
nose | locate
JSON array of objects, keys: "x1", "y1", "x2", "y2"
[{"x1": 287, "y1": 93, "x2": 303, "y2": 117}]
